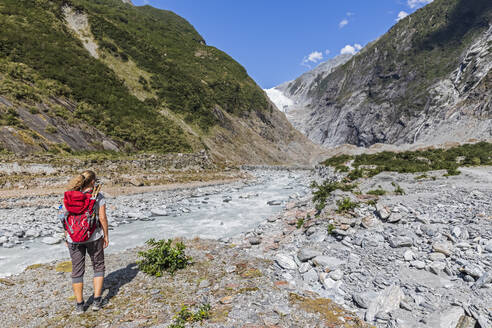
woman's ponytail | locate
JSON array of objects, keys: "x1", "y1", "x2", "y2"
[{"x1": 67, "y1": 170, "x2": 96, "y2": 191}]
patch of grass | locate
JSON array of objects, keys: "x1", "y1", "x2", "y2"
[
  {"x1": 289, "y1": 293, "x2": 365, "y2": 327},
  {"x1": 444, "y1": 167, "x2": 461, "y2": 176},
  {"x1": 327, "y1": 224, "x2": 335, "y2": 235},
  {"x1": 55, "y1": 261, "x2": 72, "y2": 273},
  {"x1": 44, "y1": 125, "x2": 57, "y2": 134},
  {"x1": 322, "y1": 154, "x2": 351, "y2": 167},
  {"x1": 311, "y1": 180, "x2": 357, "y2": 211},
  {"x1": 25, "y1": 263, "x2": 49, "y2": 271},
  {"x1": 367, "y1": 187, "x2": 386, "y2": 196},
  {"x1": 392, "y1": 182, "x2": 405, "y2": 195},
  {"x1": 414, "y1": 174, "x2": 428, "y2": 180},
  {"x1": 0, "y1": 278, "x2": 15, "y2": 286},
  {"x1": 366, "y1": 199, "x2": 378, "y2": 206},
  {"x1": 137, "y1": 239, "x2": 192, "y2": 277},
  {"x1": 336, "y1": 197, "x2": 359, "y2": 214},
  {"x1": 334, "y1": 164, "x2": 349, "y2": 172},
  {"x1": 346, "y1": 168, "x2": 364, "y2": 181},
  {"x1": 168, "y1": 304, "x2": 211, "y2": 328},
  {"x1": 239, "y1": 268, "x2": 262, "y2": 279},
  {"x1": 296, "y1": 218, "x2": 304, "y2": 229}
]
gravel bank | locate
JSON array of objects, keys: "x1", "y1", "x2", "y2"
[{"x1": 1, "y1": 166, "x2": 491, "y2": 327}]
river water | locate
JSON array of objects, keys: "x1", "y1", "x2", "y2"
[{"x1": 0, "y1": 170, "x2": 311, "y2": 277}]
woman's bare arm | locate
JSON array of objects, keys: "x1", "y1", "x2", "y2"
[{"x1": 98, "y1": 204, "x2": 109, "y2": 248}]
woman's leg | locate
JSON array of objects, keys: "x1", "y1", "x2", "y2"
[
  {"x1": 87, "y1": 238, "x2": 105, "y2": 298},
  {"x1": 68, "y1": 243, "x2": 87, "y2": 303}
]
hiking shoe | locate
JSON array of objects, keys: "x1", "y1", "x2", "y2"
[
  {"x1": 92, "y1": 297, "x2": 103, "y2": 311},
  {"x1": 74, "y1": 302, "x2": 85, "y2": 315}
]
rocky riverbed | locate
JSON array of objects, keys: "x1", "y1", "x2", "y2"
[
  {"x1": 229, "y1": 165, "x2": 491, "y2": 328},
  {"x1": 0, "y1": 166, "x2": 491, "y2": 327}
]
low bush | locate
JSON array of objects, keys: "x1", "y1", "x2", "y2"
[
  {"x1": 168, "y1": 304, "x2": 211, "y2": 328},
  {"x1": 137, "y1": 239, "x2": 192, "y2": 276},
  {"x1": 311, "y1": 180, "x2": 357, "y2": 211},
  {"x1": 392, "y1": 182, "x2": 405, "y2": 195},
  {"x1": 367, "y1": 187, "x2": 386, "y2": 196},
  {"x1": 336, "y1": 198, "x2": 359, "y2": 213}
]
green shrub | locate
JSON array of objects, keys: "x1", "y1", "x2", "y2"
[
  {"x1": 327, "y1": 224, "x2": 335, "y2": 234},
  {"x1": 334, "y1": 164, "x2": 349, "y2": 172},
  {"x1": 336, "y1": 197, "x2": 359, "y2": 213},
  {"x1": 414, "y1": 174, "x2": 428, "y2": 180},
  {"x1": 168, "y1": 304, "x2": 211, "y2": 328},
  {"x1": 296, "y1": 218, "x2": 304, "y2": 229},
  {"x1": 346, "y1": 168, "x2": 364, "y2": 181},
  {"x1": 392, "y1": 182, "x2": 405, "y2": 195},
  {"x1": 45, "y1": 125, "x2": 57, "y2": 134},
  {"x1": 322, "y1": 154, "x2": 352, "y2": 167},
  {"x1": 445, "y1": 167, "x2": 461, "y2": 176},
  {"x1": 367, "y1": 187, "x2": 386, "y2": 196},
  {"x1": 137, "y1": 239, "x2": 192, "y2": 276},
  {"x1": 311, "y1": 180, "x2": 357, "y2": 211}
]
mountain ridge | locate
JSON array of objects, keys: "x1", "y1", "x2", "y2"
[
  {"x1": 0, "y1": 0, "x2": 320, "y2": 165},
  {"x1": 267, "y1": 0, "x2": 491, "y2": 148}
]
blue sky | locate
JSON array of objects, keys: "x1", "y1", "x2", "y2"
[{"x1": 131, "y1": 0, "x2": 433, "y2": 89}]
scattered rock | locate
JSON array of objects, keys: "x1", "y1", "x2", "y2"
[
  {"x1": 389, "y1": 236, "x2": 413, "y2": 248},
  {"x1": 426, "y1": 306, "x2": 464, "y2": 328},
  {"x1": 297, "y1": 248, "x2": 321, "y2": 262},
  {"x1": 274, "y1": 254, "x2": 297, "y2": 270},
  {"x1": 403, "y1": 250, "x2": 415, "y2": 261},
  {"x1": 248, "y1": 237, "x2": 261, "y2": 245},
  {"x1": 432, "y1": 241, "x2": 453, "y2": 256},
  {"x1": 375, "y1": 204, "x2": 391, "y2": 220},
  {"x1": 41, "y1": 236, "x2": 62, "y2": 245},
  {"x1": 365, "y1": 285, "x2": 404, "y2": 322},
  {"x1": 312, "y1": 256, "x2": 344, "y2": 271},
  {"x1": 150, "y1": 208, "x2": 168, "y2": 216}
]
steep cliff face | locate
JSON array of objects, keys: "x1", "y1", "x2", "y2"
[
  {"x1": 0, "y1": 0, "x2": 319, "y2": 164},
  {"x1": 265, "y1": 54, "x2": 352, "y2": 134},
  {"x1": 271, "y1": 0, "x2": 491, "y2": 148}
]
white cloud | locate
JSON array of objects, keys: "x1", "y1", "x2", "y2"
[
  {"x1": 339, "y1": 19, "x2": 349, "y2": 28},
  {"x1": 301, "y1": 51, "x2": 324, "y2": 68},
  {"x1": 325, "y1": 49, "x2": 331, "y2": 55},
  {"x1": 307, "y1": 51, "x2": 323, "y2": 62},
  {"x1": 397, "y1": 11, "x2": 409, "y2": 21},
  {"x1": 407, "y1": 0, "x2": 433, "y2": 8},
  {"x1": 346, "y1": 12, "x2": 355, "y2": 17},
  {"x1": 340, "y1": 43, "x2": 362, "y2": 55}
]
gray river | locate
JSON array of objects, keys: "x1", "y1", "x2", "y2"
[{"x1": 0, "y1": 170, "x2": 311, "y2": 277}]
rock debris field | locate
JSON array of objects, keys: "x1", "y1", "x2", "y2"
[{"x1": 0, "y1": 166, "x2": 491, "y2": 327}]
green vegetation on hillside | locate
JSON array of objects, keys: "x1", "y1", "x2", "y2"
[
  {"x1": 0, "y1": 0, "x2": 271, "y2": 152},
  {"x1": 322, "y1": 142, "x2": 492, "y2": 177}
]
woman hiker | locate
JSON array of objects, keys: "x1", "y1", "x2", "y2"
[{"x1": 63, "y1": 170, "x2": 109, "y2": 314}]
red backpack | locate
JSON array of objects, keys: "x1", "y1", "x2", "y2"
[{"x1": 62, "y1": 190, "x2": 98, "y2": 243}]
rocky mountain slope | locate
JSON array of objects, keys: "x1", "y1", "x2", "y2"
[
  {"x1": 267, "y1": 0, "x2": 492, "y2": 148},
  {"x1": 0, "y1": 0, "x2": 319, "y2": 165},
  {"x1": 265, "y1": 54, "x2": 352, "y2": 134}
]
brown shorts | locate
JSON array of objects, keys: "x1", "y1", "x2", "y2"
[{"x1": 68, "y1": 237, "x2": 105, "y2": 283}]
